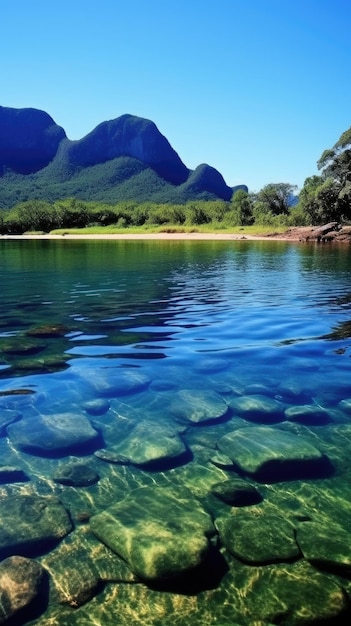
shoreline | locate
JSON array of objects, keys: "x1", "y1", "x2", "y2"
[{"x1": 1, "y1": 226, "x2": 350, "y2": 243}]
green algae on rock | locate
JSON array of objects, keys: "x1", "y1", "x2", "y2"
[
  {"x1": 215, "y1": 508, "x2": 300, "y2": 564},
  {"x1": 170, "y1": 389, "x2": 229, "y2": 424},
  {"x1": 0, "y1": 495, "x2": 72, "y2": 558},
  {"x1": 217, "y1": 425, "x2": 326, "y2": 481},
  {"x1": 90, "y1": 486, "x2": 215, "y2": 581},
  {"x1": 210, "y1": 478, "x2": 262, "y2": 506},
  {"x1": 95, "y1": 420, "x2": 187, "y2": 467},
  {"x1": 296, "y1": 519, "x2": 351, "y2": 573},
  {"x1": 229, "y1": 394, "x2": 284, "y2": 423},
  {"x1": 53, "y1": 462, "x2": 100, "y2": 487}
]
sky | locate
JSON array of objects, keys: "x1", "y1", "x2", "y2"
[{"x1": 1, "y1": 0, "x2": 351, "y2": 192}]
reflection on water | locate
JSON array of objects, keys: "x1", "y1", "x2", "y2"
[{"x1": 1, "y1": 239, "x2": 351, "y2": 625}]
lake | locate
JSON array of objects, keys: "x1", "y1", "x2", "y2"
[{"x1": 0, "y1": 238, "x2": 351, "y2": 625}]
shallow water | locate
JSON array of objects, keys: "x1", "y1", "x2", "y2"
[{"x1": 1, "y1": 239, "x2": 351, "y2": 625}]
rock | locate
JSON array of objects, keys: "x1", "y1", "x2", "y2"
[
  {"x1": 94, "y1": 449, "x2": 131, "y2": 464},
  {"x1": 245, "y1": 560, "x2": 347, "y2": 624},
  {"x1": 217, "y1": 426, "x2": 326, "y2": 481},
  {"x1": 0, "y1": 465, "x2": 29, "y2": 484},
  {"x1": 170, "y1": 389, "x2": 228, "y2": 424},
  {"x1": 84, "y1": 368, "x2": 150, "y2": 397},
  {"x1": 25, "y1": 324, "x2": 68, "y2": 338},
  {"x1": 209, "y1": 452, "x2": 235, "y2": 469},
  {"x1": 98, "y1": 420, "x2": 187, "y2": 468},
  {"x1": 210, "y1": 479, "x2": 262, "y2": 506},
  {"x1": 216, "y1": 508, "x2": 300, "y2": 564},
  {"x1": 7, "y1": 412, "x2": 100, "y2": 456},
  {"x1": 90, "y1": 486, "x2": 214, "y2": 580},
  {"x1": 296, "y1": 519, "x2": 351, "y2": 572},
  {"x1": 1, "y1": 338, "x2": 47, "y2": 356},
  {"x1": 0, "y1": 495, "x2": 72, "y2": 557},
  {"x1": 83, "y1": 398, "x2": 110, "y2": 416},
  {"x1": 0, "y1": 556, "x2": 45, "y2": 623},
  {"x1": 229, "y1": 394, "x2": 284, "y2": 423},
  {"x1": 0, "y1": 408, "x2": 21, "y2": 436},
  {"x1": 338, "y1": 398, "x2": 351, "y2": 414},
  {"x1": 193, "y1": 358, "x2": 230, "y2": 374},
  {"x1": 53, "y1": 462, "x2": 99, "y2": 487},
  {"x1": 285, "y1": 404, "x2": 330, "y2": 425}
]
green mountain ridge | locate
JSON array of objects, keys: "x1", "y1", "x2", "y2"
[{"x1": 0, "y1": 107, "x2": 247, "y2": 208}]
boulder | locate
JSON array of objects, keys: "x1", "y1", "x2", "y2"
[
  {"x1": 90, "y1": 486, "x2": 214, "y2": 580},
  {"x1": 53, "y1": 462, "x2": 99, "y2": 487},
  {"x1": 216, "y1": 509, "x2": 300, "y2": 564},
  {"x1": 0, "y1": 465, "x2": 29, "y2": 484},
  {"x1": 96, "y1": 420, "x2": 187, "y2": 468},
  {"x1": 217, "y1": 425, "x2": 326, "y2": 481},
  {"x1": 170, "y1": 389, "x2": 228, "y2": 424},
  {"x1": 229, "y1": 394, "x2": 284, "y2": 423},
  {"x1": 285, "y1": 404, "x2": 330, "y2": 425},
  {"x1": 0, "y1": 495, "x2": 72, "y2": 557},
  {"x1": 296, "y1": 519, "x2": 351, "y2": 572},
  {"x1": 7, "y1": 412, "x2": 100, "y2": 456},
  {"x1": 0, "y1": 556, "x2": 45, "y2": 623}
]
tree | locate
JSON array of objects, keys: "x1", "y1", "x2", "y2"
[
  {"x1": 254, "y1": 183, "x2": 297, "y2": 215},
  {"x1": 228, "y1": 190, "x2": 254, "y2": 225}
]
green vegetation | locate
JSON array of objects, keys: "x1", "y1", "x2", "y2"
[
  {"x1": 0, "y1": 193, "x2": 298, "y2": 236},
  {"x1": 299, "y1": 125, "x2": 351, "y2": 224},
  {"x1": 1, "y1": 124, "x2": 350, "y2": 232}
]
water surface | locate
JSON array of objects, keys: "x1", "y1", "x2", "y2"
[{"x1": 1, "y1": 239, "x2": 351, "y2": 625}]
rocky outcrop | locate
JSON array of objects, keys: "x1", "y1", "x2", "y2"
[{"x1": 0, "y1": 105, "x2": 66, "y2": 174}]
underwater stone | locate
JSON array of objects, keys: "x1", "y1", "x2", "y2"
[
  {"x1": 285, "y1": 404, "x2": 330, "y2": 425},
  {"x1": 0, "y1": 465, "x2": 29, "y2": 484},
  {"x1": 1, "y1": 338, "x2": 47, "y2": 355},
  {"x1": 244, "y1": 560, "x2": 347, "y2": 624},
  {"x1": 0, "y1": 408, "x2": 21, "y2": 435},
  {"x1": 0, "y1": 495, "x2": 72, "y2": 558},
  {"x1": 0, "y1": 555, "x2": 45, "y2": 623},
  {"x1": 170, "y1": 389, "x2": 229, "y2": 424},
  {"x1": 217, "y1": 425, "x2": 325, "y2": 480},
  {"x1": 53, "y1": 462, "x2": 100, "y2": 487},
  {"x1": 229, "y1": 394, "x2": 284, "y2": 423},
  {"x1": 84, "y1": 368, "x2": 150, "y2": 397},
  {"x1": 296, "y1": 520, "x2": 351, "y2": 572},
  {"x1": 215, "y1": 509, "x2": 300, "y2": 564},
  {"x1": 98, "y1": 420, "x2": 187, "y2": 467},
  {"x1": 338, "y1": 398, "x2": 351, "y2": 414},
  {"x1": 210, "y1": 478, "x2": 262, "y2": 506},
  {"x1": 90, "y1": 486, "x2": 214, "y2": 581},
  {"x1": 7, "y1": 412, "x2": 100, "y2": 455},
  {"x1": 83, "y1": 398, "x2": 110, "y2": 416}
]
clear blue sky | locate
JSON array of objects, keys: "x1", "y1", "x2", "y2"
[{"x1": 1, "y1": 0, "x2": 350, "y2": 191}]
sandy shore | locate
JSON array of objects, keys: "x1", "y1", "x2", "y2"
[{"x1": 1, "y1": 226, "x2": 350, "y2": 242}]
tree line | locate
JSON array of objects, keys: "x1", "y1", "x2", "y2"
[{"x1": 0, "y1": 124, "x2": 350, "y2": 234}]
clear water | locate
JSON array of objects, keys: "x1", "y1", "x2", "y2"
[{"x1": 1, "y1": 239, "x2": 351, "y2": 625}]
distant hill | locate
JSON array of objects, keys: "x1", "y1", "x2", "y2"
[{"x1": 0, "y1": 106, "x2": 247, "y2": 208}]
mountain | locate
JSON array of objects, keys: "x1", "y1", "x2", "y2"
[{"x1": 0, "y1": 106, "x2": 246, "y2": 208}]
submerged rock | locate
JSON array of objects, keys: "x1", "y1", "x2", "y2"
[
  {"x1": 216, "y1": 508, "x2": 300, "y2": 564},
  {"x1": 296, "y1": 519, "x2": 351, "y2": 573},
  {"x1": 0, "y1": 465, "x2": 29, "y2": 484},
  {"x1": 217, "y1": 425, "x2": 326, "y2": 481},
  {"x1": 90, "y1": 486, "x2": 214, "y2": 581},
  {"x1": 7, "y1": 412, "x2": 100, "y2": 455},
  {"x1": 97, "y1": 420, "x2": 187, "y2": 467},
  {"x1": 170, "y1": 389, "x2": 229, "y2": 424},
  {"x1": 0, "y1": 495, "x2": 72, "y2": 558},
  {"x1": 210, "y1": 478, "x2": 262, "y2": 506},
  {"x1": 0, "y1": 555, "x2": 45, "y2": 624},
  {"x1": 244, "y1": 560, "x2": 348, "y2": 624},
  {"x1": 83, "y1": 398, "x2": 110, "y2": 416},
  {"x1": 1, "y1": 338, "x2": 47, "y2": 356},
  {"x1": 84, "y1": 368, "x2": 150, "y2": 397},
  {"x1": 285, "y1": 404, "x2": 330, "y2": 425},
  {"x1": 53, "y1": 462, "x2": 99, "y2": 487},
  {"x1": 229, "y1": 394, "x2": 284, "y2": 423}
]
